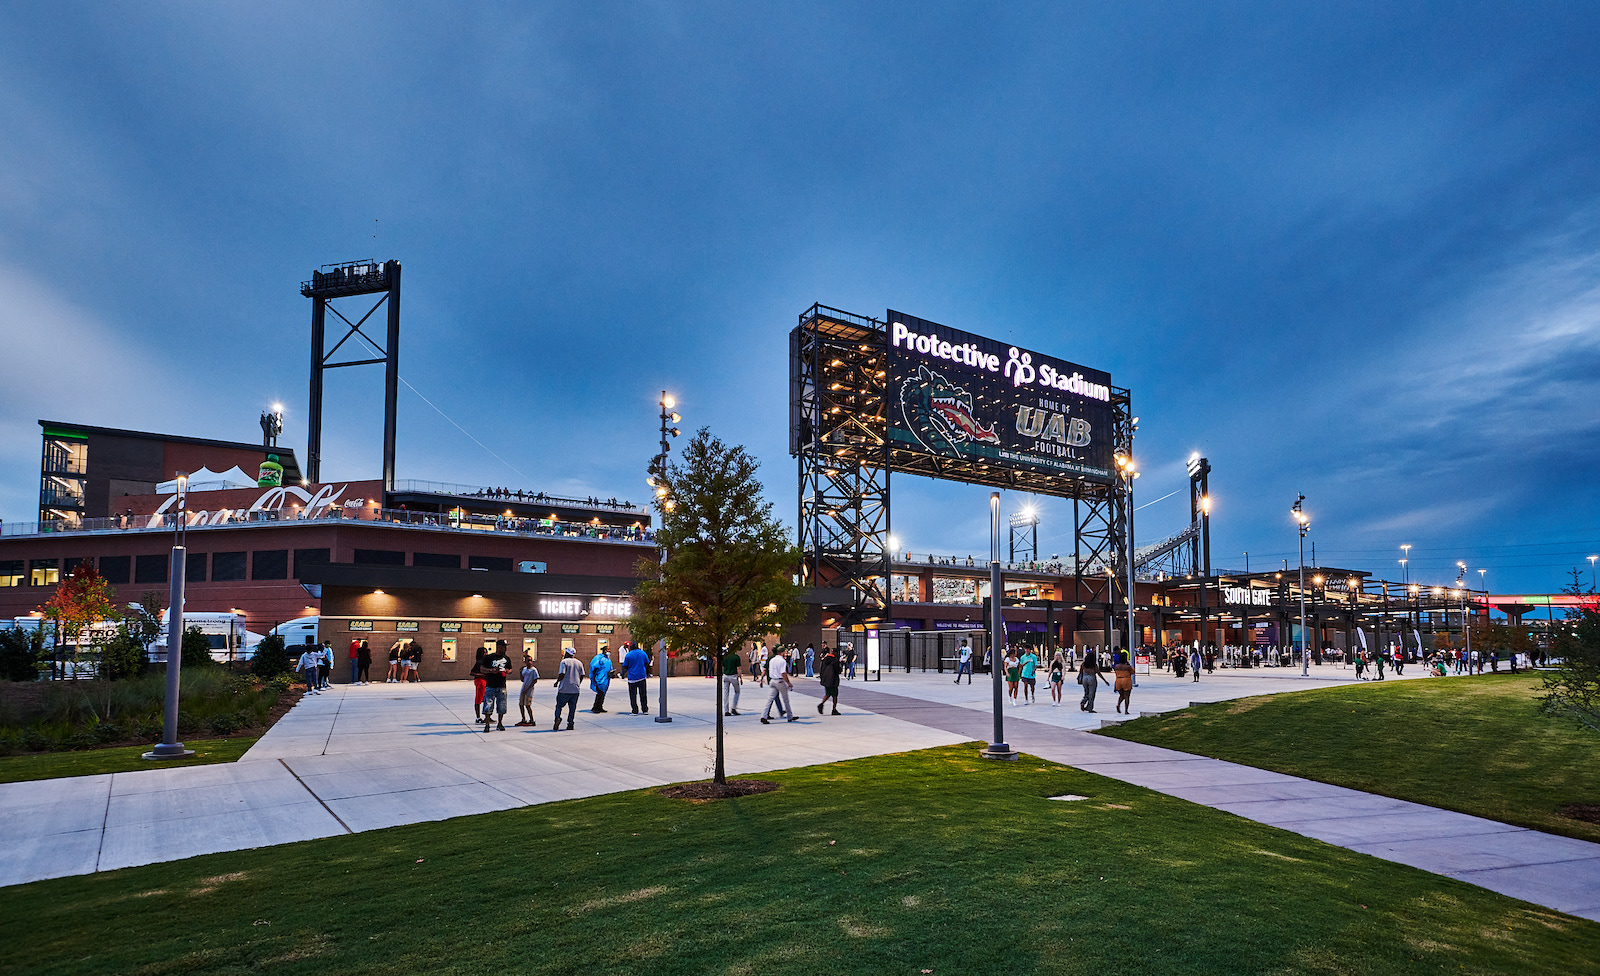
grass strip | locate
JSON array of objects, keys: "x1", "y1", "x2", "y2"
[
  {"x1": 1, "y1": 744, "x2": 1594, "y2": 975},
  {"x1": 1098, "y1": 672, "x2": 1600, "y2": 843},
  {"x1": 0, "y1": 736, "x2": 257, "y2": 784}
]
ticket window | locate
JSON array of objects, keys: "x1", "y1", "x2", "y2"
[
  {"x1": 523, "y1": 638, "x2": 537, "y2": 661},
  {"x1": 441, "y1": 638, "x2": 457, "y2": 662},
  {"x1": 560, "y1": 638, "x2": 575, "y2": 656}
]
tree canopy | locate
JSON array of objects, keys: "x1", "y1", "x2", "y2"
[
  {"x1": 40, "y1": 564, "x2": 119, "y2": 677},
  {"x1": 1541, "y1": 609, "x2": 1600, "y2": 733},
  {"x1": 625, "y1": 429, "x2": 802, "y2": 783}
]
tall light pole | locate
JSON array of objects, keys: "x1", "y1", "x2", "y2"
[
  {"x1": 1400, "y1": 543, "x2": 1411, "y2": 586},
  {"x1": 145, "y1": 475, "x2": 194, "y2": 760},
  {"x1": 649, "y1": 392, "x2": 680, "y2": 724},
  {"x1": 980, "y1": 491, "x2": 1015, "y2": 760},
  {"x1": 1589, "y1": 555, "x2": 1596, "y2": 592},
  {"x1": 1292, "y1": 494, "x2": 1310, "y2": 677},
  {"x1": 1115, "y1": 452, "x2": 1139, "y2": 663}
]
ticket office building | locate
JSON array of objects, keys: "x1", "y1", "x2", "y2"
[{"x1": 304, "y1": 563, "x2": 645, "y2": 682}]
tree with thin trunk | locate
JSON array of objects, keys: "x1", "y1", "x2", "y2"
[
  {"x1": 625, "y1": 429, "x2": 803, "y2": 786},
  {"x1": 39, "y1": 564, "x2": 118, "y2": 680}
]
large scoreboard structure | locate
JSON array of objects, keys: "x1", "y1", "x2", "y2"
[{"x1": 790, "y1": 304, "x2": 1135, "y2": 625}]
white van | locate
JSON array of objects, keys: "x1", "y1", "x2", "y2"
[
  {"x1": 149, "y1": 611, "x2": 261, "y2": 664},
  {"x1": 268, "y1": 615, "x2": 320, "y2": 649}
]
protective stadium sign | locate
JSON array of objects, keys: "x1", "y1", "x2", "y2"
[{"x1": 886, "y1": 310, "x2": 1115, "y2": 485}]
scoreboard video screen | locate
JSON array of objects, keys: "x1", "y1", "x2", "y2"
[{"x1": 885, "y1": 310, "x2": 1115, "y2": 485}]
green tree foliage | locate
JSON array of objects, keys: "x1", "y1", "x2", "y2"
[
  {"x1": 0, "y1": 627, "x2": 44, "y2": 682},
  {"x1": 625, "y1": 429, "x2": 803, "y2": 784},
  {"x1": 249, "y1": 634, "x2": 294, "y2": 678},
  {"x1": 40, "y1": 564, "x2": 120, "y2": 677},
  {"x1": 99, "y1": 625, "x2": 149, "y2": 681},
  {"x1": 180, "y1": 625, "x2": 216, "y2": 668},
  {"x1": 1540, "y1": 610, "x2": 1600, "y2": 733}
]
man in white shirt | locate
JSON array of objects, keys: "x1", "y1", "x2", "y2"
[
  {"x1": 760, "y1": 648, "x2": 798, "y2": 724},
  {"x1": 297, "y1": 646, "x2": 322, "y2": 695},
  {"x1": 553, "y1": 649, "x2": 585, "y2": 731},
  {"x1": 954, "y1": 640, "x2": 973, "y2": 684}
]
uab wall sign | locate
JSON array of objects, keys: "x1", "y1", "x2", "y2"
[
  {"x1": 482, "y1": 622, "x2": 504, "y2": 633},
  {"x1": 440, "y1": 621, "x2": 462, "y2": 633},
  {"x1": 595, "y1": 624, "x2": 616, "y2": 634},
  {"x1": 523, "y1": 622, "x2": 543, "y2": 633},
  {"x1": 560, "y1": 623, "x2": 580, "y2": 634},
  {"x1": 396, "y1": 620, "x2": 419, "y2": 632},
  {"x1": 348, "y1": 619, "x2": 373, "y2": 632}
]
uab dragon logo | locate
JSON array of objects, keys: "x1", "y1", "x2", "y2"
[{"x1": 897, "y1": 364, "x2": 1001, "y2": 456}]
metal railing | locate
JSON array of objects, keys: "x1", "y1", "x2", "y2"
[
  {"x1": 391, "y1": 479, "x2": 648, "y2": 515},
  {"x1": 0, "y1": 507, "x2": 656, "y2": 546}
]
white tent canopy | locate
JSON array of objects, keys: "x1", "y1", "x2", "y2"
[{"x1": 157, "y1": 466, "x2": 259, "y2": 493}]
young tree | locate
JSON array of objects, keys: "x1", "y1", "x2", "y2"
[
  {"x1": 0, "y1": 626, "x2": 44, "y2": 682},
  {"x1": 625, "y1": 429, "x2": 803, "y2": 786},
  {"x1": 1540, "y1": 609, "x2": 1600, "y2": 732},
  {"x1": 39, "y1": 564, "x2": 119, "y2": 680}
]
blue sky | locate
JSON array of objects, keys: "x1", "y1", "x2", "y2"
[{"x1": 2, "y1": 2, "x2": 1599, "y2": 597}]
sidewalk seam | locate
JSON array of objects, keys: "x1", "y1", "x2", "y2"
[
  {"x1": 92, "y1": 775, "x2": 112, "y2": 872},
  {"x1": 278, "y1": 759, "x2": 354, "y2": 834}
]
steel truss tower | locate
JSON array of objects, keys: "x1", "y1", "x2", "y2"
[
  {"x1": 790, "y1": 304, "x2": 1133, "y2": 632},
  {"x1": 301, "y1": 260, "x2": 401, "y2": 490}
]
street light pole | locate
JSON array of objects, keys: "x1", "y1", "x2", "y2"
[
  {"x1": 1400, "y1": 544, "x2": 1411, "y2": 587},
  {"x1": 980, "y1": 491, "x2": 1015, "y2": 760},
  {"x1": 650, "y1": 391, "x2": 680, "y2": 724},
  {"x1": 145, "y1": 475, "x2": 194, "y2": 760},
  {"x1": 1293, "y1": 494, "x2": 1310, "y2": 677},
  {"x1": 1589, "y1": 555, "x2": 1597, "y2": 592}
]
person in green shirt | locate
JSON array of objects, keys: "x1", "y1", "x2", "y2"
[
  {"x1": 721, "y1": 646, "x2": 744, "y2": 716},
  {"x1": 1019, "y1": 648, "x2": 1040, "y2": 704}
]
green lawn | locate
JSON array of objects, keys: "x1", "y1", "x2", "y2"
[
  {"x1": 2, "y1": 745, "x2": 1595, "y2": 976},
  {"x1": 1099, "y1": 672, "x2": 1600, "y2": 843},
  {"x1": 0, "y1": 736, "x2": 258, "y2": 785}
]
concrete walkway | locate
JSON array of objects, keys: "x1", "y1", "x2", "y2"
[
  {"x1": 809, "y1": 672, "x2": 1600, "y2": 923},
  {"x1": 2, "y1": 665, "x2": 1596, "y2": 925},
  {"x1": 0, "y1": 677, "x2": 961, "y2": 887}
]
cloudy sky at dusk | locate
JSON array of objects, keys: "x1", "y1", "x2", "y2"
[{"x1": 2, "y1": 2, "x2": 1598, "y2": 597}]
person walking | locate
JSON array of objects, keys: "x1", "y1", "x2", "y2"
[
  {"x1": 1019, "y1": 647, "x2": 1040, "y2": 705},
  {"x1": 470, "y1": 647, "x2": 488, "y2": 719},
  {"x1": 1078, "y1": 651, "x2": 1109, "y2": 712},
  {"x1": 297, "y1": 644, "x2": 322, "y2": 696},
  {"x1": 805, "y1": 643, "x2": 815, "y2": 678},
  {"x1": 480, "y1": 641, "x2": 510, "y2": 732},
  {"x1": 760, "y1": 646, "x2": 798, "y2": 724},
  {"x1": 845, "y1": 644, "x2": 857, "y2": 680},
  {"x1": 721, "y1": 645, "x2": 743, "y2": 716},
  {"x1": 1189, "y1": 646, "x2": 1202, "y2": 683},
  {"x1": 589, "y1": 643, "x2": 613, "y2": 713},
  {"x1": 1374, "y1": 649, "x2": 1386, "y2": 681},
  {"x1": 816, "y1": 644, "x2": 841, "y2": 715},
  {"x1": 954, "y1": 639, "x2": 973, "y2": 684},
  {"x1": 348, "y1": 640, "x2": 361, "y2": 685},
  {"x1": 357, "y1": 640, "x2": 372, "y2": 684},
  {"x1": 1048, "y1": 650, "x2": 1066, "y2": 706},
  {"x1": 623, "y1": 641, "x2": 651, "y2": 714},
  {"x1": 553, "y1": 648, "x2": 585, "y2": 730},
  {"x1": 1005, "y1": 649, "x2": 1021, "y2": 704},
  {"x1": 1113, "y1": 651, "x2": 1136, "y2": 715},
  {"x1": 516, "y1": 654, "x2": 539, "y2": 727}
]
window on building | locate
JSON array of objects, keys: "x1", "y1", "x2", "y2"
[
  {"x1": 468, "y1": 555, "x2": 513, "y2": 572},
  {"x1": 354, "y1": 549, "x2": 405, "y2": 566},
  {"x1": 134, "y1": 555, "x2": 167, "y2": 585},
  {"x1": 891, "y1": 575, "x2": 923, "y2": 603},
  {"x1": 293, "y1": 549, "x2": 330, "y2": 574},
  {"x1": 30, "y1": 559, "x2": 60, "y2": 587},
  {"x1": 186, "y1": 553, "x2": 208, "y2": 583},
  {"x1": 0, "y1": 560, "x2": 23, "y2": 587},
  {"x1": 413, "y1": 552, "x2": 461, "y2": 569},
  {"x1": 252, "y1": 550, "x2": 289, "y2": 580},
  {"x1": 213, "y1": 551, "x2": 247, "y2": 582},
  {"x1": 64, "y1": 557, "x2": 91, "y2": 575},
  {"x1": 98, "y1": 555, "x2": 130, "y2": 584}
]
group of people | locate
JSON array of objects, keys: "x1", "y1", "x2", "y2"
[
  {"x1": 721, "y1": 643, "x2": 858, "y2": 684},
  {"x1": 715, "y1": 642, "x2": 845, "y2": 724},
  {"x1": 297, "y1": 642, "x2": 336, "y2": 694},
  {"x1": 991, "y1": 644, "x2": 1137, "y2": 713},
  {"x1": 468, "y1": 640, "x2": 655, "y2": 732}
]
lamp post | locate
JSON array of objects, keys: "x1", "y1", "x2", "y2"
[
  {"x1": 145, "y1": 475, "x2": 194, "y2": 760},
  {"x1": 980, "y1": 491, "x2": 1015, "y2": 760},
  {"x1": 1292, "y1": 494, "x2": 1310, "y2": 677},
  {"x1": 1115, "y1": 451, "x2": 1139, "y2": 664},
  {"x1": 1400, "y1": 543, "x2": 1410, "y2": 586},
  {"x1": 649, "y1": 391, "x2": 680, "y2": 724},
  {"x1": 1589, "y1": 555, "x2": 1597, "y2": 592}
]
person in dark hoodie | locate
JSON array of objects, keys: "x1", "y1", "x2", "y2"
[{"x1": 816, "y1": 644, "x2": 842, "y2": 716}]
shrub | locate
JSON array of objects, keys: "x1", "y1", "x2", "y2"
[
  {"x1": 100, "y1": 627, "x2": 149, "y2": 681},
  {"x1": 249, "y1": 634, "x2": 294, "y2": 679},
  {"x1": 179, "y1": 626, "x2": 216, "y2": 668},
  {"x1": 205, "y1": 713, "x2": 242, "y2": 736},
  {"x1": 0, "y1": 627, "x2": 43, "y2": 682}
]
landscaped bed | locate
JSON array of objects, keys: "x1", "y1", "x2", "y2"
[
  {"x1": 1, "y1": 745, "x2": 1594, "y2": 975},
  {"x1": 0, "y1": 671, "x2": 298, "y2": 782},
  {"x1": 1098, "y1": 672, "x2": 1600, "y2": 843}
]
